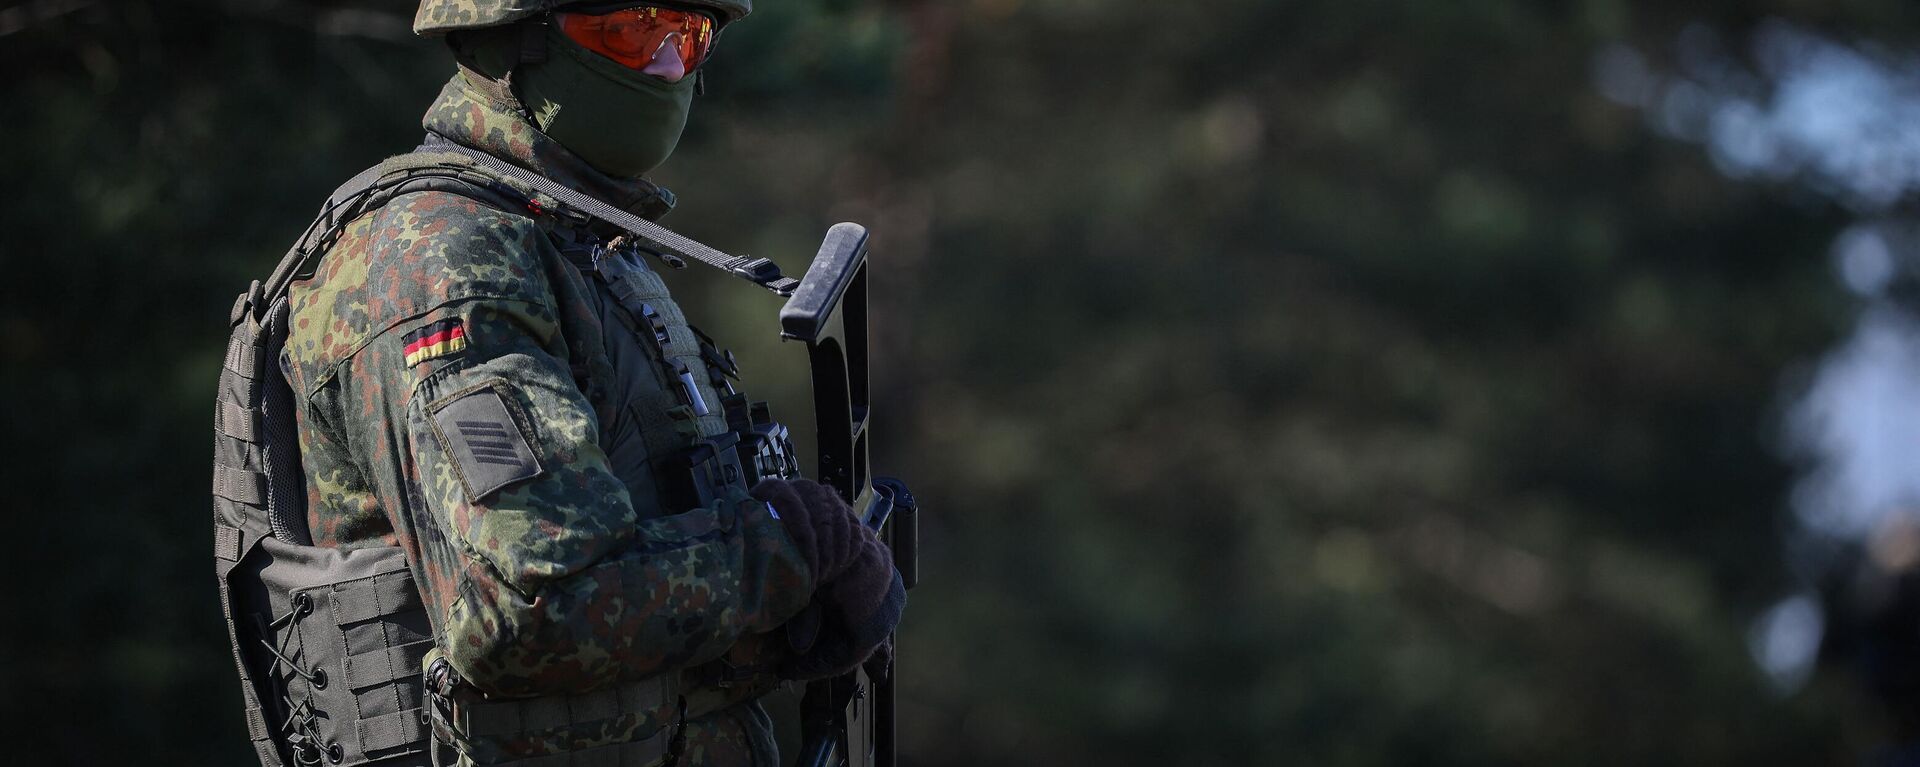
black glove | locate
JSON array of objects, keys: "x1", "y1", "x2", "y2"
[
  {"x1": 863, "y1": 633, "x2": 894, "y2": 685},
  {"x1": 788, "y1": 566, "x2": 904, "y2": 680},
  {"x1": 750, "y1": 479, "x2": 906, "y2": 680},
  {"x1": 751, "y1": 478, "x2": 867, "y2": 583}
]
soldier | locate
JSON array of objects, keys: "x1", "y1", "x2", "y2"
[{"x1": 260, "y1": 1, "x2": 903, "y2": 764}]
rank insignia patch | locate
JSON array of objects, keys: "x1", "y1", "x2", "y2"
[
  {"x1": 403, "y1": 319, "x2": 467, "y2": 367},
  {"x1": 430, "y1": 386, "x2": 543, "y2": 501}
]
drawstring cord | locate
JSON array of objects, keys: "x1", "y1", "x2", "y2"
[{"x1": 259, "y1": 594, "x2": 331, "y2": 765}]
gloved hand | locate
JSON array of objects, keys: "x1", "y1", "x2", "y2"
[
  {"x1": 750, "y1": 478, "x2": 905, "y2": 680},
  {"x1": 751, "y1": 478, "x2": 868, "y2": 582},
  {"x1": 863, "y1": 635, "x2": 894, "y2": 685}
]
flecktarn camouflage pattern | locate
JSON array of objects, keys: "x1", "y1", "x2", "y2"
[
  {"x1": 275, "y1": 70, "x2": 812, "y2": 764},
  {"x1": 413, "y1": 0, "x2": 753, "y2": 35}
]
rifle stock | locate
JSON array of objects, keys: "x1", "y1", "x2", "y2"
[{"x1": 780, "y1": 223, "x2": 917, "y2": 767}]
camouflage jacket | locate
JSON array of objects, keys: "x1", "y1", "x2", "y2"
[{"x1": 282, "y1": 72, "x2": 814, "y2": 764}]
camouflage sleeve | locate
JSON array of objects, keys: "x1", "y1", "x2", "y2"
[{"x1": 320, "y1": 192, "x2": 815, "y2": 698}]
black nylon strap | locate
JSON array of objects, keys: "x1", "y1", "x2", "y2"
[
  {"x1": 214, "y1": 524, "x2": 243, "y2": 562},
  {"x1": 257, "y1": 162, "x2": 390, "y2": 308},
  {"x1": 245, "y1": 704, "x2": 272, "y2": 741},
  {"x1": 225, "y1": 331, "x2": 261, "y2": 380},
  {"x1": 220, "y1": 400, "x2": 258, "y2": 444},
  {"x1": 330, "y1": 575, "x2": 424, "y2": 626},
  {"x1": 357, "y1": 708, "x2": 429, "y2": 753},
  {"x1": 420, "y1": 135, "x2": 800, "y2": 297},
  {"x1": 454, "y1": 676, "x2": 671, "y2": 737},
  {"x1": 213, "y1": 464, "x2": 268, "y2": 506},
  {"x1": 345, "y1": 641, "x2": 433, "y2": 690}
]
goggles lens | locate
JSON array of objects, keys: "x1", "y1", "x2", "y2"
[{"x1": 557, "y1": 7, "x2": 715, "y2": 72}]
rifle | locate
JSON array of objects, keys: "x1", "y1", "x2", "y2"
[{"x1": 780, "y1": 223, "x2": 920, "y2": 767}]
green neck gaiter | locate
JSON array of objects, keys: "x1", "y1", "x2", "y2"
[{"x1": 514, "y1": 26, "x2": 697, "y2": 179}]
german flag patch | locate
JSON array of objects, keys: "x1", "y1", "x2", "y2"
[{"x1": 403, "y1": 318, "x2": 467, "y2": 367}]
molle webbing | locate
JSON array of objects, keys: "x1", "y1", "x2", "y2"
[
  {"x1": 588, "y1": 251, "x2": 734, "y2": 449},
  {"x1": 264, "y1": 559, "x2": 435, "y2": 765},
  {"x1": 217, "y1": 154, "x2": 535, "y2": 767},
  {"x1": 431, "y1": 664, "x2": 773, "y2": 766},
  {"x1": 435, "y1": 674, "x2": 676, "y2": 766},
  {"x1": 215, "y1": 283, "x2": 307, "y2": 766}
]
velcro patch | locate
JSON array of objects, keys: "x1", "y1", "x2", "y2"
[
  {"x1": 430, "y1": 387, "x2": 543, "y2": 501},
  {"x1": 403, "y1": 318, "x2": 467, "y2": 367}
]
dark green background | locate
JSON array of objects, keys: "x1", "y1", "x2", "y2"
[{"x1": 4, "y1": 0, "x2": 1911, "y2": 763}]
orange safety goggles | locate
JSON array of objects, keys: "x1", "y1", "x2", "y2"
[{"x1": 556, "y1": 6, "x2": 717, "y2": 72}]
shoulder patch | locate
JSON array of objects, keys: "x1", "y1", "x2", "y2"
[
  {"x1": 404, "y1": 318, "x2": 468, "y2": 367},
  {"x1": 430, "y1": 386, "x2": 543, "y2": 501}
]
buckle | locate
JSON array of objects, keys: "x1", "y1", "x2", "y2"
[
  {"x1": 229, "y1": 280, "x2": 264, "y2": 326},
  {"x1": 730, "y1": 258, "x2": 783, "y2": 283}
]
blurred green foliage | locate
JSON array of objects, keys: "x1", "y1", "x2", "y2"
[{"x1": 6, "y1": 0, "x2": 1919, "y2": 763}]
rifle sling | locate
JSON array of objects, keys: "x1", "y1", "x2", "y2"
[{"x1": 421, "y1": 135, "x2": 800, "y2": 297}]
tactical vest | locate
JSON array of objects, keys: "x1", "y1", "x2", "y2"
[{"x1": 213, "y1": 150, "x2": 799, "y2": 767}]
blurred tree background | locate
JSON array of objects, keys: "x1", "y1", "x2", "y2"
[{"x1": 6, "y1": 0, "x2": 1919, "y2": 764}]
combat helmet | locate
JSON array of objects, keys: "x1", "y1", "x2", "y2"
[{"x1": 415, "y1": 0, "x2": 752, "y2": 36}]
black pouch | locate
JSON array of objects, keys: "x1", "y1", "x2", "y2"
[{"x1": 227, "y1": 540, "x2": 435, "y2": 766}]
